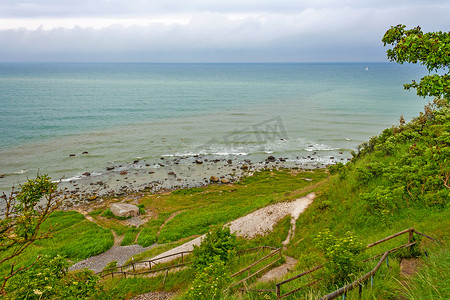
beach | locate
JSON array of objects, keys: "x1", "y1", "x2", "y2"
[{"x1": 55, "y1": 153, "x2": 346, "y2": 210}]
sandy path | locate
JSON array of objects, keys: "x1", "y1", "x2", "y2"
[{"x1": 228, "y1": 192, "x2": 315, "y2": 238}]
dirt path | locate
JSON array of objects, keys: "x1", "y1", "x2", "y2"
[
  {"x1": 399, "y1": 258, "x2": 422, "y2": 290},
  {"x1": 257, "y1": 256, "x2": 298, "y2": 283},
  {"x1": 75, "y1": 208, "x2": 95, "y2": 222},
  {"x1": 130, "y1": 291, "x2": 175, "y2": 300}
]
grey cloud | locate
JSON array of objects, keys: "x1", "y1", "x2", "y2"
[
  {"x1": 0, "y1": 2, "x2": 449, "y2": 62},
  {"x1": 1, "y1": 0, "x2": 448, "y2": 18}
]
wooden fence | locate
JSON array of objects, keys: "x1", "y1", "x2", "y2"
[
  {"x1": 274, "y1": 228, "x2": 438, "y2": 299},
  {"x1": 97, "y1": 250, "x2": 193, "y2": 279},
  {"x1": 225, "y1": 246, "x2": 282, "y2": 293},
  {"x1": 98, "y1": 245, "x2": 281, "y2": 282}
]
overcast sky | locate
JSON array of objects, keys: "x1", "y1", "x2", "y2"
[{"x1": 0, "y1": 1, "x2": 449, "y2": 62}]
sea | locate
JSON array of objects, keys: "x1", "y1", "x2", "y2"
[{"x1": 0, "y1": 62, "x2": 429, "y2": 194}]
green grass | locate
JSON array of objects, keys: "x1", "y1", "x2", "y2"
[
  {"x1": 101, "y1": 208, "x2": 132, "y2": 220},
  {"x1": 0, "y1": 211, "x2": 114, "y2": 276},
  {"x1": 121, "y1": 228, "x2": 140, "y2": 246},
  {"x1": 97, "y1": 270, "x2": 189, "y2": 300},
  {"x1": 142, "y1": 169, "x2": 327, "y2": 243},
  {"x1": 399, "y1": 245, "x2": 450, "y2": 300},
  {"x1": 126, "y1": 237, "x2": 198, "y2": 265}
]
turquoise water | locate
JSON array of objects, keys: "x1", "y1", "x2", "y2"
[{"x1": 0, "y1": 63, "x2": 428, "y2": 192}]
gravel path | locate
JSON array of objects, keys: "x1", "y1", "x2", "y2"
[
  {"x1": 130, "y1": 292, "x2": 175, "y2": 300},
  {"x1": 69, "y1": 244, "x2": 156, "y2": 273}
]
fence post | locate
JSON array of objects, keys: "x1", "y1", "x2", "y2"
[
  {"x1": 359, "y1": 284, "x2": 363, "y2": 298},
  {"x1": 132, "y1": 263, "x2": 135, "y2": 273},
  {"x1": 408, "y1": 229, "x2": 414, "y2": 244},
  {"x1": 181, "y1": 252, "x2": 184, "y2": 263},
  {"x1": 162, "y1": 269, "x2": 168, "y2": 287},
  {"x1": 276, "y1": 284, "x2": 281, "y2": 299},
  {"x1": 370, "y1": 275, "x2": 373, "y2": 287},
  {"x1": 386, "y1": 254, "x2": 389, "y2": 269}
]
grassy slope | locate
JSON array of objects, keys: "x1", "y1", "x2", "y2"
[
  {"x1": 275, "y1": 100, "x2": 450, "y2": 299},
  {"x1": 0, "y1": 210, "x2": 114, "y2": 276}
]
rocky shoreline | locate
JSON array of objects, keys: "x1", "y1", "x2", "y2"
[
  {"x1": 0, "y1": 152, "x2": 351, "y2": 213},
  {"x1": 54, "y1": 152, "x2": 351, "y2": 210}
]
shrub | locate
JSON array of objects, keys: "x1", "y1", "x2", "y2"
[
  {"x1": 185, "y1": 258, "x2": 231, "y2": 300},
  {"x1": 191, "y1": 226, "x2": 237, "y2": 270},
  {"x1": 103, "y1": 260, "x2": 117, "y2": 272},
  {"x1": 315, "y1": 229, "x2": 365, "y2": 286},
  {"x1": 5, "y1": 255, "x2": 99, "y2": 300}
]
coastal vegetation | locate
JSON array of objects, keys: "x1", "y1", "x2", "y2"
[{"x1": 0, "y1": 25, "x2": 448, "y2": 299}]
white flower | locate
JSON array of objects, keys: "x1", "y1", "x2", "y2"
[{"x1": 34, "y1": 289, "x2": 43, "y2": 295}]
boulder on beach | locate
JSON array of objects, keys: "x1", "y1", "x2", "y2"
[
  {"x1": 87, "y1": 194, "x2": 98, "y2": 201},
  {"x1": 82, "y1": 172, "x2": 91, "y2": 176},
  {"x1": 267, "y1": 156, "x2": 276, "y2": 162},
  {"x1": 210, "y1": 176, "x2": 219, "y2": 182},
  {"x1": 110, "y1": 203, "x2": 139, "y2": 218},
  {"x1": 221, "y1": 178, "x2": 230, "y2": 184},
  {"x1": 195, "y1": 159, "x2": 203, "y2": 164},
  {"x1": 120, "y1": 170, "x2": 128, "y2": 175}
]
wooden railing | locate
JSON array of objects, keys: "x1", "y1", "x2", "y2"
[
  {"x1": 97, "y1": 250, "x2": 193, "y2": 278},
  {"x1": 274, "y1": 228, "x2": 438, "y2": 299},
  {"x1": 98, "y1": 246, "x2": 281, "y2": 281},
  {"x1": 225, "y1": 246, "x2": 282, "y2": 293}
]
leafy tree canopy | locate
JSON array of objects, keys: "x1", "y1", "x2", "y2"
[{"x1": 382, "y1": 25, "x2": 449, "y2": 100}]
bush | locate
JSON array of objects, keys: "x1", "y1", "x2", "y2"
[
  {"x1": 103, "y1": 260, "x2": 117, "y2": 272},
  {"x1": 5, "y1": 255, "x2": 99, "y2": 300},
  {"x1": 191, "y1": 226, "x2": 237, "y2": 270},
  {"x1": 185, "y1": 258, "x2": 231, "y2": 300},
  {"x1": 315, "y1": 229, "x2": 365, "y2": 286}
]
